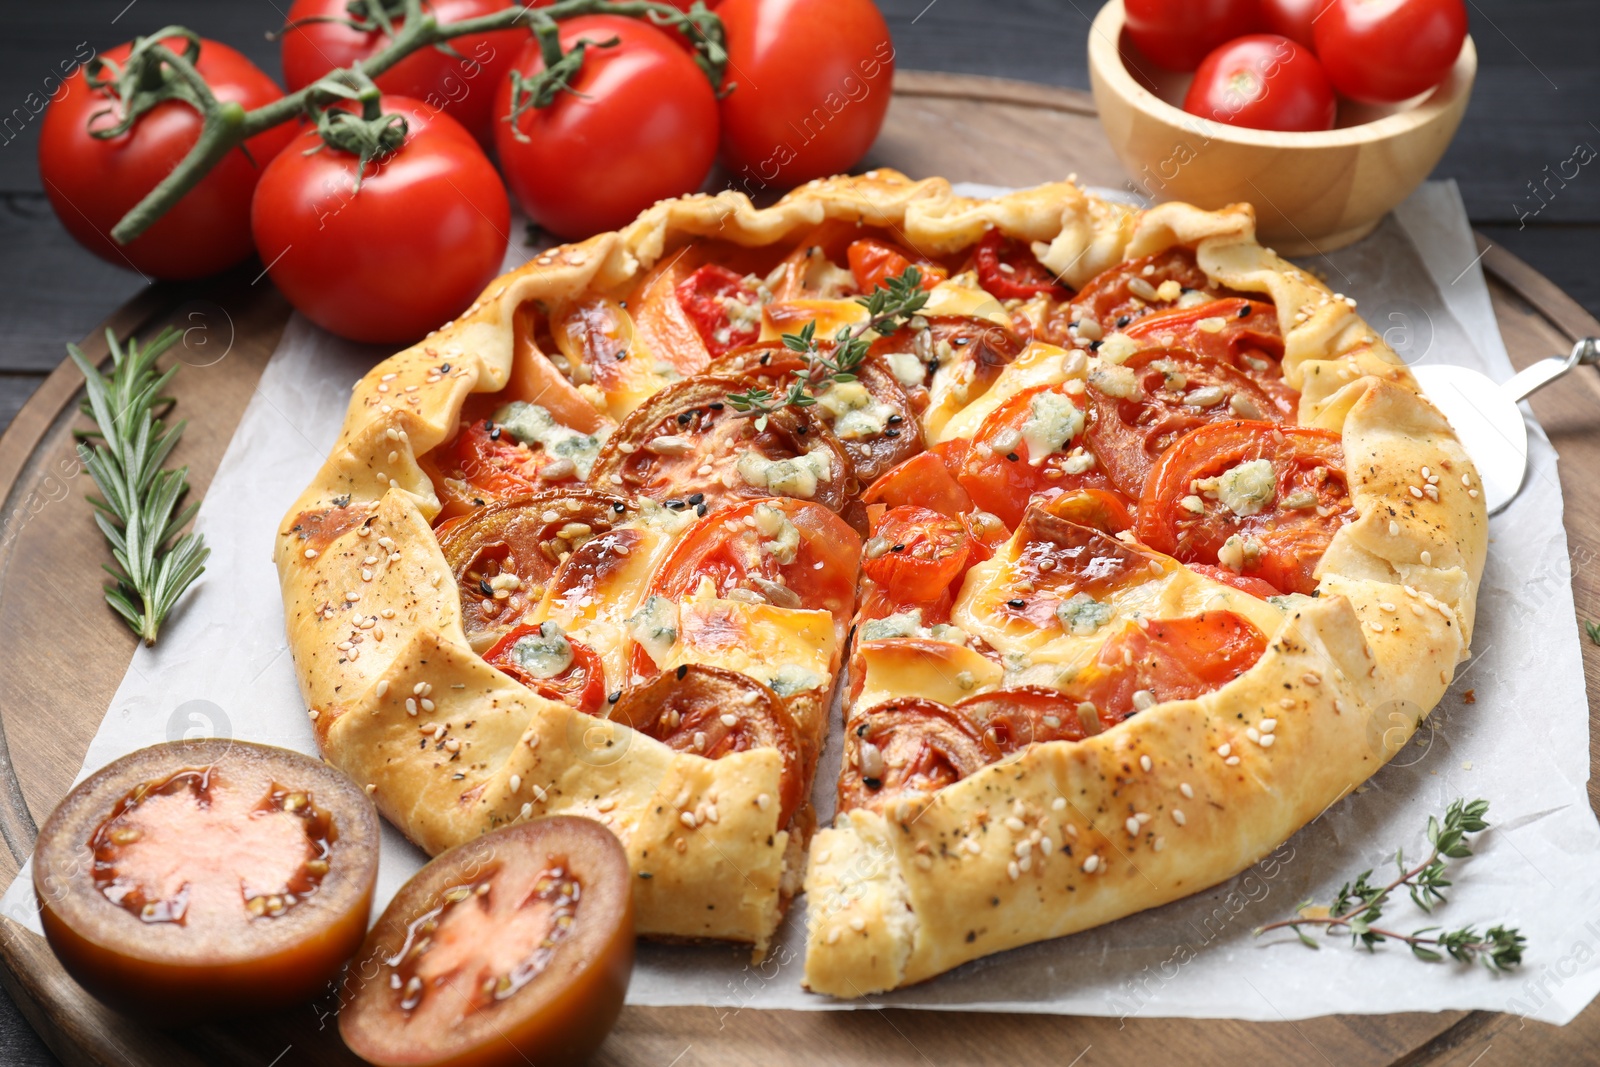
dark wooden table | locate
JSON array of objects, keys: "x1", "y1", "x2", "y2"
[{"x1": 1, "y1": 1, "x2": 1595, "y2": 1063}]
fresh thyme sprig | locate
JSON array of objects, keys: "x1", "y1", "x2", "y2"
[
  {"x1": 69, "y1": 328, "x2": 210, "y2": 645},
  {"x1": 1255, "y1": 798, "x2": 1525, "y2": 971},
  {"x1": 1584, "y1": 619, "x2": 1600, "y2": 645},
  {"x1": 727, "y1": 267, "x2": 930, "y2": 431}
]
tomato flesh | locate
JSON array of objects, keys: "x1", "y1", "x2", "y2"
[
  {"x1": 846, "y1": 238, "x2": 947, "y2": 293},
  {"x1": 839, "y1": 699, "x2": 987, "y2": 815},
  {"x1": 677, "y1": 264, "x2": 764, "y2": 358},
  {"x1": 863, "y1": 506, "x2": 971, "y2": 606},
  {"x1": 972, "y1": 230, "x2": 1071, "y2": 301},
  {"x1": 485, "y1": 625, "x2": 609, "y2": 714},
  {"x1": 34, "y1": 741, "x2": 377, "y2": 1023},
  {"x1": 340, "y1": 816, "x2": 632, "y2": 1067},
  {"x1": 1137, "y1": 421, "x2": 1356, "y2": 595},
  {"x1": 1071, "y1": 613, "x2": 1268, "y2": 728}
]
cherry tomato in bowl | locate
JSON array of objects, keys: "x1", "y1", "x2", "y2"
[
  {"x1": 716, "y1": 0, "x2": 896, "y2": 187},
  {"x1": 33, "y1": 740, "x2": 379, "y2": 1024},
  {"x1": 1314, "y1": 0, "x2": 1468, "y2": 104},
  {"x1": 1260, "y1": 0, "x2": 1334, "y2": 47},
  {"x1": 494, "y1": 15, "x2": 719, "y2": 238},
  {"x1": 38, "y1": 36, "x2": 296, "y2": 280},
  {"x1": 251, "y1": 94, "x2": 510, "y2": 344},
  {"x1": 1123, "y1": 0, "x2": 1261, "y2": 72},
  {"x1": 339, "y1": 816, "x2": 633, "y2": 1067},
  {"x1": 279, "y1": 0, "x2": 528, "y2": 145},
  {"x1": 1183, "y1": 35, "x2": 1337, "y2": 132}
]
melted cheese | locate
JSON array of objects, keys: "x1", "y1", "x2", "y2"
[
  {"x1": 921, "y1": 272, "x2": 1014, "y2": 329},
  {"x1": 647, "y1": 598, "x2": 838, "y2": 694},
  {"x1": 759, "y1": 299, "x2": 869, "y2": 343},
  {"x1": 933, "y1": 342, "x2": 1084, "y2": 444},
  {"x1": 852, "y1": 640, "x2": 1005, "y2": 711}
]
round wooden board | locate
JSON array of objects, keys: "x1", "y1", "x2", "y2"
[{"x1": 0, "y1": 71, "x2": 1596, "y2": 1067}]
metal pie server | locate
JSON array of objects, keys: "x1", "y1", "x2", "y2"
[{"x1": 1410, "y1": 337, "x2": 1600, "y2": 515}]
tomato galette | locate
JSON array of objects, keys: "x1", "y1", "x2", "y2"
[{"x1": 276, "y1": 170, "x2": 1485, "y2": 995}]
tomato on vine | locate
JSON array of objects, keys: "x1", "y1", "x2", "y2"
[
  {"x1": 251, "y1": 93, "x2": 509, "y2": 344},
  {"x1": 279, "y1": 0, "x2": 530, "y2": 146},
  {"x1": 38, "y1": 34, "x2": 296, "y2": 280},
  {"x1": 494, "y1": 15, "x2": 719, "y2": 238},
  {"x1": 716, "y1": 0, "x2": 895, "y2": 188}
]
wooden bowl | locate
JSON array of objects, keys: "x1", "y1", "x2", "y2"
[{"x1": 1087, "y1": 0, "x2": 1476, "y2": 254}]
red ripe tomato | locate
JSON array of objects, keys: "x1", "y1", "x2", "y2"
[
  {"x1": 716, "y1": 0, "x2": 895, "y2": 188},
  {"x1": 863, "y1": 506, "x2": 971, "y2": 606},
  {"x1": 494, "y1": 16, "x2": 718, "y2": 238},
  {"x1": 1314, "y1": 0, "x2": 1468, "y2": 104},
  {"x1": 1183, "y1": 35, "x2": 1336, "y2": 132},
  {"x1": 251, "y1": 95, "x2": 509, "y2": 344},
  {"x1": 279, "y1": 0, "x2": 527, "y2": 145},
  {"x1": 846, "y1": 239, "x2": 946, "y2": 292},
  {"x1": 1123, "y1": 0, "x2": 1261, "y2": 72},
  {"x1": 484, "y1": 624, "x2": 608, "y2": 714},
  {"x1": 1260, "y1": 0, "x2": 1334, "y2": 47},
  {"x1": 38, "y1": 37, "x2": 295, "y2": 280}
]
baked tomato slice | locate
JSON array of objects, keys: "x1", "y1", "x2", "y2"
[
  {"x1": 339, "y1": 816, "x2": 633, "y2": 1067},
  {"x1": 838, "y1": 698, "x2": 988, "y2": 815},
  {"x1": 1125, "y1": 297, "x2": 1286, "y2": 376},
  {"x1": 957, "y1": 687, "x2": 1087, "y2": 758},
  {"x1": 674, "y1": 263, "x2": 765, "y2": 359},
  {"x1": 1047, "y1": 248, "x2": 1242, "y2": 341},
  {"x1": 958, "y1": 382, "x2": 1125, "y2": 528},
  {"x1": 484, "y1": 623, "x2": 608, "y2": 714},
  {"x1": 971, "y1": 229, "x2": 1071, "y2": 301},
  {"x1": 1188, "y1": 563, "x2": 1282, "y2": 599},
  {"x1": 862, "y1": 449, "x2": 974, "y2": 518},
  {"x1": 421, "y1": 416, "x2": 568, "y2": 521},
  {"x1": 1039, "y1": 488, "x2": 1136, "y2": 534},
  {"x1": 611, "y1": 665, "x2": 806, "y2": 826},
  {"x1": 987, "y1": 506, "x2": 1171, "y2": 632},
  {"x1": 862, "y1": 505, "x2": 971, "y2": 607},
  {"x1": 846, "y1": 237, "x2": 947, "y2": 292},
  {"x1": 646, "y1": 497, "x2": 862, "y2": 622},
  {"x1": 1085, "y1": 346, "x2": 1296, "y2": 498},
  {"x1": 438, "y1": 490, "x2": 630, "y2": 649},
  {"x1": 587, "y1": 376, "x2": 853, "y2": 514},
  {"x1": 867, "y1": 316, "x2": 1026, "y2": 413},
  {"x1": 1136, "y1": 421, "x2": 1355, "y2": 595},
  {"x1": 1069, "y1": 612, "x2": 1268, "y2": 731}
]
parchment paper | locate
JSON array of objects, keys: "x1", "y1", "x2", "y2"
[{"x1": 7, "y1": 181, "x2": 1598, "y2": 1024}]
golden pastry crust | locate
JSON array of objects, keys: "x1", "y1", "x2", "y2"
[{"x1": 273, "y1": 169, "x2": 1485, "y2": 973}]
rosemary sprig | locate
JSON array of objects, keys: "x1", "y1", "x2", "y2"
[
  {"x1": 1584, "y1": 619, "x2": 1600, "y2": 645},
  {"x1": 69, "y1": 328, "x2": 210, "y2": 645},
  {"x1": 1255, "y1": 798, "x2": 1525, "y2": 971},
  {"x1": 727, "y1": 267, "x2": 930, "y2": 431}
]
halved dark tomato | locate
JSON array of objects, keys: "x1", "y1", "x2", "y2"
[
  {"x1": 438, "y1": 490, "x2": 629, "y2": 648},
  {"x1": 646, "y1": 497, "x2": 862, "y2": 623},
  {"x1": 484, "y1": 624, "x2": 608, "y2": 714},
  {"x1": 1069, "y1": 612, "x2": 1268, "y2": 730},
  {"x1": 339, "y1": 816, "x2": 632, "y2": 1067},
  {"x1": 846, "y1": 237, "x2": 947, "y2": 292},
  {"x1": 34, "y1": 740, "x2": 378, "y2": 1023},
  {"x1": 674, "y1": 263, "x2": 764, "y2": 359},
  {"x1": 1046, "y1": 248, "x2": 1242, "y2": 340},
  {"x1": 862, "y1": 449, "x2": 974, "y2": 518},
  {"x1": 957, "y1": 382, "x2": 1121, "y2": 527},
  {"x1": 1039, "y1": 488, "x2": 1136, "y2": 534},
  {"x1": 958, "y1": 687, "x2": 1086, "y2": 758},
  {"x1": 1137, "y1": 421, "x2": 1355, "y2": 595},
  {"x1": 1084, "y1": 346, "x2": 1296, "y2": 498},
  {"x1": 971, "y1": 229, "x2": 1071, "y2": 301},
  {"x1": 862, "y1": 505, "x2": 970, "y2": 607},
  {"x1": 586, "y1": 376, "x2": 854, "y2": 514},
  {"x1": 838, "y1": 698, "x2": 988, "y2": 815},
  {"x1": 610, "y1": 666, "x2": 805, "y2": 827}
]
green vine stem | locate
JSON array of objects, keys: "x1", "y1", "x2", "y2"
[{"x1": 104, "y1": 0, "x2": 727, "y2": 246}]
